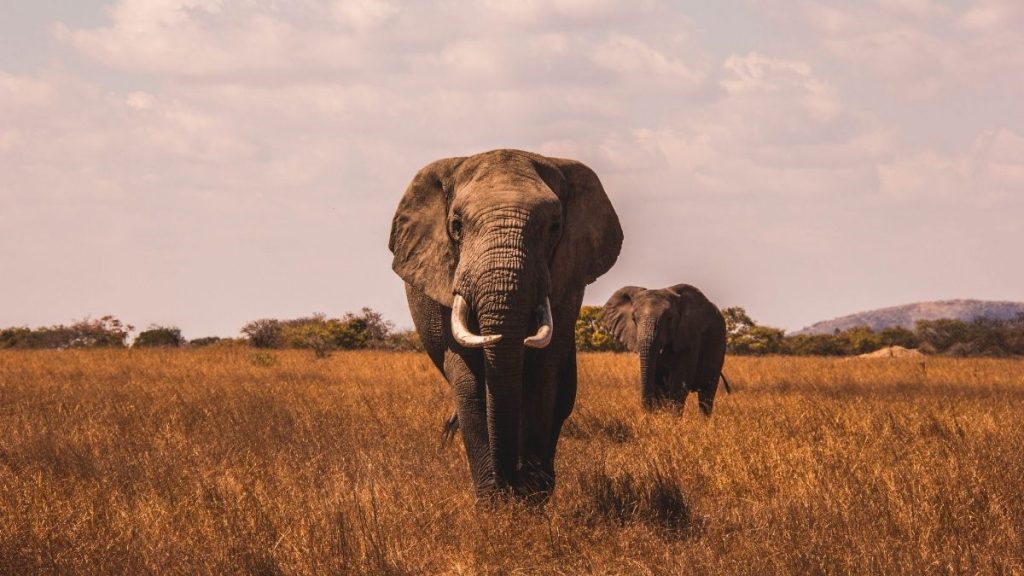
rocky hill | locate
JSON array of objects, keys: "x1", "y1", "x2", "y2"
[{"x1": 794, "y1": 299, "x2": 1024, "y2": 335}]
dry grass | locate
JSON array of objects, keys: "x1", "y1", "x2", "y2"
[{"x1": 1, "y1": 349, "x2": 1022, "y2": 575}]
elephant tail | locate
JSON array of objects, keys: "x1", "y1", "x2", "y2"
[
  {"x1": 720, "y1": 372, "x2": 733, "y2": 394},
  {"x1": 440, "y1": 410, "x2": 459, "y2": 449}
]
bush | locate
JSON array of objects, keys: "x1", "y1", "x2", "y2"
[
  {"x1": 189, "y1": 337, "x2": 222, "y2": 347},
  {"x1": 879, "y1": 326, "x2": 920, "y2": 349},
  {"x1": 575, "y1": 306, "x2": 625, "y2": 352},
  {"x1": 240, "y1": 308, "x2": 396, "y2": 353},
  {"x1": 723, "y1": 307, "x2": 785, "y2": 355},
  {"x1": 381, "y1": 330, "x2": 424, "y2": 352},
  {"x1": 915, "y1": 319, "x2": 970, "y2": 354},
  {"x1": 0, "y1": 316, "x2": 133, "y2": 349},
  {"x1": 0, "y1": 327, "x2": 33, "y2": 349},
  {"x1": 241, "y1": 319, "x2": 284, "y2": 348},
  {"x1": 134, "y1": 326, "x2": 184, "y2": 348}
]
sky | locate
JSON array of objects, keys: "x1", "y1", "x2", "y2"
[{"x1": 1, "y1": 0, "x2": 1022, "y2": 338}]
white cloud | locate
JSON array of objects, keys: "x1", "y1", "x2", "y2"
[
  {"x1": 591, "y1": 33, "x2": 705, "y2": 87},
  {"x1": 721, "y1": 52, "x2": 840, "y2": 122},
  {"x1": 0, "y1": 72, "x2": 56, "y2": 110},
  {"x1": 878, "y1": 129, "x2": 1024, "y2": 203},
  {"x1": 331, "y1": 0, "x2": 398, "y2": 29},
  {"x1": 798, "y1": 0, "x2": 1024, "y2": 97}
]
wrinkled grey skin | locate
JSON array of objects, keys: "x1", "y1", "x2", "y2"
[
  {"x1": 388, "y1": 150, "x2": 622, "y2": 501},
  {"x1": 603, "y1": 284, "x2": 726, "y2": 413}
]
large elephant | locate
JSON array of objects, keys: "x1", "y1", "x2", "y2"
[
  {"x1": 602, "y1": 284, "x2": 728, "y2": 413},
  {"x1": 388, "y1": 149, "x2": 622, "y2": 501}
]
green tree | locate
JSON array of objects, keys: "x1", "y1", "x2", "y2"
[
  {"x1": 722, "y1": 306, "x2": 784, "y2": 355},
  {"x1": 840, "y1": 326, "x2": 883, "y2": 355},
  {"x1": 241, "y1": 319, "x2": 284, "y2": 348},
  {"x1": 250, "y1": 308, "x2": 396, "y2": 353},
  {"x1": 878, "y1": 326, "x2": 920, "y2": 349},
  {"x1": 574, "y1": 306, "x2": 625, "y2": 351},
  {"x1": 0, "y1": 327, "x2": 33, "y2": 349},
  {"x1": 915, "y1": 319, "x2": 969, "y2": 354},
  {"x1": 0, "y1": 317, "x2": 133, "y2": 349},
  {"x1": 382, "y1": 329, "x2": 424, "y2": 352},
  {"x1": 134, "y1": 326, "x2": 185, "y2": 348}
]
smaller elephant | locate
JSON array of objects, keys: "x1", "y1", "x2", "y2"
[{"x1": 603, "y1": 284, "x2": 729, "y2": 413}]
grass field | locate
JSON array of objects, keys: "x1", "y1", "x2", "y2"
[{"x1": 1, "y1": 349, "x2": 1022, "y2": 574}]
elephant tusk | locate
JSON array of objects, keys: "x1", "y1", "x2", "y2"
[
  {"x1": 451, "y1": 294, "x2": 502, "y2": 348},
  {"x1": 524, "y1": 297, "x2": 553, "y2": 349}
]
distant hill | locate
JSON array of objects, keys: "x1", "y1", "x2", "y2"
[{"x1": 793, "y1": 299, "x2": 1024, "y2": 335}]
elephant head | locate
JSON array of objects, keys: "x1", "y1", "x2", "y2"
[
  {"x1": 389, "y1": 149, "x2": 622, "y2": 496},
  {"x1": 603, "y1": 284, "x2": 726, "y2": 413}
]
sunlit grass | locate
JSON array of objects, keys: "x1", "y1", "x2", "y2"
[{"x1": 1, "y1": 350, "x2": 1021, "y2": 574}]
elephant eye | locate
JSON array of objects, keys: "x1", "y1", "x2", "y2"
[
  {"x1": 549, "y1": 221, "x2": 561, "y2": 235},
  {"x1": 450, "y1": 217, "x2": 463, "y2": 241}
]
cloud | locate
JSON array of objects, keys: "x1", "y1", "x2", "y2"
[
  {"x1": 797, "y1": 0, "x2": 1024, "y2": 97},
  {"x1": 0, "y1": 71, "x2": 56, "y2": 109},
  {"x1": 878, "y1": 128, "x2": 1024, "y2": 203},
  {"x1": 2, "y1": 0, "x2": 1023, "y2": 334}
]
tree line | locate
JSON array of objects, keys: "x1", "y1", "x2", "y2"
[
  {"x1": 2, "y1": 306, "x2": 1023, "y2": 357},
  {"x1": 0, "y1": 309, "x2": 421, "y2": 354},
  {"x1": 719, "y1": 307, "x2": 1024, "y2": 357}
]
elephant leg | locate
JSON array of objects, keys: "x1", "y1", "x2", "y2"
[
  {"x1": 696, "y1": 329, "x2": 727, "y2": 417},
  {"x1": 519, "y1": 345, "x2": 576, "y2": 501},
  {"x1": 406, "y1": 284, "x2": 468, "y2": 442},
  {"x1": 443, "y1": 347, "x2": 498, "y2": 498},
  {"x1": 666, "y1": 347, "x2": 699, "y2": 408},
  {"x1": 518, "y1": 349, "x2": 558, "y2": 501},
  {"x1": 405, "y1": 284, "x2": 459, "y2": 443},
  {"x1": 655, "y1": 358, "x2": 672, "y2": 402},
  {"x1": 519, "y1": 296, "x2": 581, "y2": 502}
]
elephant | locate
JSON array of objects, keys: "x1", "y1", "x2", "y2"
[
  {"x1": 388, "y1": 149, "x2": 622, "y2": 501},
  {"x1": 602, "y1": 284, "x2": 729, "y2": 413}
]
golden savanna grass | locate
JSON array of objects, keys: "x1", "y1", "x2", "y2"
[{"x1": 1, "y1": 349, "x2": 1022, "y2": 574}]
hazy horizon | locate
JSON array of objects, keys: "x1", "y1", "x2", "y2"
[{"x1": 2, "y1": 0, "x2": 1022, "y2": 338}]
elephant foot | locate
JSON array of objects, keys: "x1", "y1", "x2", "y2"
[
  {"x1": 514, "y1": 466, "x2": 555, "y2": 506},
  {"x1": 474, "y1": 485, "x2": 517, "y2": 509},
  {"x1": 642, "y1": 395, "x2": 683, "y2": 412}
]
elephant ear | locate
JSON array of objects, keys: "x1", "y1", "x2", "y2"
[
  {"x1": 603, "y1": 286, "x2": 645, "y2": 351},
  {"x1": 388, "y1": 157, "x2": 465, "y2": 307},
  {"x1": 666, "y1": 284, "x2": 709, "y2": 344},
  {"x1": 548, "y1": 158, "x2": 623, "y2": 301}
]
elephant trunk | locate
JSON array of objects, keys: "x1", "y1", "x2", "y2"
[
  {"x1": 452, "y1": 295, "x2": 551, "y2": 349},
  {"x1": 457, "y1": 221, "x2": 548, "y2": 492},
  {"x1": 476, "y1": 270, "x2": 534, "y2": 492},
  {"x1": 636, "y1": 318, "x2": 659, "y2": 408}
]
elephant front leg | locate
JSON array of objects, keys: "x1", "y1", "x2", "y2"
[
  {"x1": 443, "y1": 348, "x2": 500, "y2": 498},
  {"x1": 654, "y1": 359, "x2": 671, "y2": 402},
  {"x1": 518, "y1": 300, "x2": 579, "y2": 503},
  {"x1": 518, "y1": 349, "x2": 574, "y2": 502}
]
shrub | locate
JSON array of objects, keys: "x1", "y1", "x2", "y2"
[
  {"x1": 240, "y1": 308, "x2": 396, "y2": 352},
  {"x1": 134, "y1": 326, "x2": 184, "y2": 348},
  {"x1": 723, "y1": 307, "x2": 785, "y2": 355},
  {"x1": 575, "y1": 306, "x2": 625, "y2": 352},
  {"x1": 0, "y1": 327, "x2": 33, "y2": 349},
  {"x1": 241, "y1": 319, "x2": 284, "y2": 348},
  {"x1": 0, "y1": 316, "x2": 133, "y2": 349},
  {"x1": 915, "y1": 319, "x2": 970, "y2": 354},
  {"x1": 381, "y1": 330, "x2": 424, "y2": 352}
]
